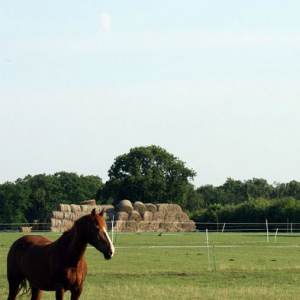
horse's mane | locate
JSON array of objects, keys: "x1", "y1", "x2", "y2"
[
  {"x1": 62, "y1": 215, "x2": 89, "y2": 235},
  {"x1": 62, "y1": 212, "x2": 106, "y2": 235}
]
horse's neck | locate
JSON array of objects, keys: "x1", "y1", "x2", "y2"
[{"x1": 56, "y1": 225, "x2": 88, "y2": 266}]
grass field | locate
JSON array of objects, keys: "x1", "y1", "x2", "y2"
[{"x1": 1, "y1": 231, "x2": 300, "y2": 299}]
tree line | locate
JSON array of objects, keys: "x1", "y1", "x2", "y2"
[{"x1": 1, "y1": 145, "x2": 300, "y2": 224}]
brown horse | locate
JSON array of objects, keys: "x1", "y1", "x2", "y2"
[{"x1": 7, "y1": 208, "x2": 115, "y2": 300}]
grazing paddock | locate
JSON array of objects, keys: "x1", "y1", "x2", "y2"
[{"x1": 1, "y1": 232, "x2": 300, "y2": 299}]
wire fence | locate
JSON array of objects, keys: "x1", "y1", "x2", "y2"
[
  {"x1": 0, "y1": 221, "x2": 299, "y2": 233},
  {"x1": 195, "y1": 222, "x2": 300, "y2": 233}
]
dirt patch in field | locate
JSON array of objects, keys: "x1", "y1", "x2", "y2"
[
  {"x1": 164, "y1": 272, "x2": 198, "y2": 277},
  {"x1": 112, "y1": 272, "x2": 197, "y2": 278},
  {"x1": 175, "y1": 273, "x2": 197, "y2": 277},
  {"x1": 114, "y1": 274, "x2": 142, "y2": 277}
]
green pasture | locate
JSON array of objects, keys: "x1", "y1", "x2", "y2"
[{"x1": 1, "y1": 231, "x2": 300, "y2": 299}]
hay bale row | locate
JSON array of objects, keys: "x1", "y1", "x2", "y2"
[
  {"x1": 47, "y1": 211, "x2": 64, "y2": 219},
  {"x1": 114, "y1": 210, "x2": 190, "y2": 223},
  {"x1": 45, "y1": 205, "x2": 116, "y2": 233},
  {"x1": 56, "y1": 204, "x2": 109, "y2": 213},
  {"x1": 57, "y1": 204, "x2": 71, "y2": 212},
  {"x1": 112, "y1": 220, "x2": 196, "y2": 232},
  {"x1": 112, "y1": 201, "x2": 195, "y2": 232},
  {"x1": 156, "y1": 204, "x2": 182, "y2": 214},
  {"x1": 116, "y1": 201, "x2": 182, "y2": 215},
  {"x1": 45, "y1": 200, "x2": 193, "y2": 232}
]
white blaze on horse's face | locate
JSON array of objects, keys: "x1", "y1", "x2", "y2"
[{"x1": 103, "y1": 227, "x2": 115, "y2": 258}]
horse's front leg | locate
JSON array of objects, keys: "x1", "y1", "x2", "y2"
[
  {"x1": 70, "y1": 284, "x2": 83, "y2": 300},
  {"x1": 56, "y1": 288, "x2": 65, "y2": 300}
]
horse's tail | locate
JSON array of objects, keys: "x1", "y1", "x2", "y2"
[{"x1": 17, "y1": 278, "x2": 31, "y2": 299}]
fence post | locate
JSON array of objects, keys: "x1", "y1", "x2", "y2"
[
  {"x1": 275, "y1": 228, "x2": 279, "y2": 243},
  {"x1": 266, "y1": 219, "x2": 269, "y2": 243},
  {"x1": 222, "y1": 223, "x2": 226, "y2": 233},
  {"x1": 206, "y1": 229, "x2": 211, "y2": 271}
]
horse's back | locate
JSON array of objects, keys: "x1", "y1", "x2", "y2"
[{"x1": 7, "y1": 235, "x2": 53, "y2": 278}]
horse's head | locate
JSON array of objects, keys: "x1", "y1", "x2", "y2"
[{"x1": 86, "y1": 208, "x2": 115, "y2": 260}]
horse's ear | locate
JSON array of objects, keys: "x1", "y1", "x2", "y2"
[
  {"x1": 91, "y1": 208, "x2": 96, "y2": 217},
  {"x1": 99, "y1": 208, "x2": 106, "y2": 217}
]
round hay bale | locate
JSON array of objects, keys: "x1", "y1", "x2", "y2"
[
  {"x1": 113, "y1": 220, "x2": 126, "y2": 232},
  {"x1": 57, "y1": 204, "x2": 71, "y2": 212},
  {"x1": 125, "y1": 220, "x2": 138, "y2": 232},
  {"x1": 71, "y1": 204, "x2": 82, "y2": 213},
  {"x1": 128, "y1": 210, "x2": 142, "y2": 222},
  {"x1": 176, "y1": 212, "x2": 189, "y2": 222},
  {"x1": 157, "y1": 204, "x2": 182, "y2": 214},
  {"x1": 173, "y1": 222, "x2": 182, "y2": 232},
  {"x1": 138, "y1": 221, "x2": 150, "y2": 232},
  {"x1": 156, "y1": 204, "x2": 169, "y2": 213},
  {"x1": 164, "y1": 212, "x2": 177, "y2": 222},
  {"x1": 148, "y1": 222, "x2": 160, "y2": 232},
  {"x1": 159, "y1": 222, "x2": 175, "y2": 232},
  {"x1": 171, "y1": 204, "x2": 182, "y2": 214},
  {"x1": 116, "y1": 200, "x2": 133, "y2": 213},
  {"x1": 133, "y1": 201, "x2": 146, "y2": 214},
  {"x1": 115, "y1": 212, "x2": 129, "y2": 221},
  {"x1": 181, "y1": 220, "x2": 196, "y2": 232},
  {"x1": 142, "y1": 211, "x2": 153, "y2": 222},
  {"x1": 80, "y1": 199, "x2": 96, "y2": 206},
  {"x1": 145, "y1": 203, "x2": 157, "y2": 213},
  {"x1": 152, "y1": 211, "x2": 165, "y2": 221}
]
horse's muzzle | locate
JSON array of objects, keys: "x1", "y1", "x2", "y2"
[{"x1": 104, "y1": 246, "x2": 115, "y2": 260}]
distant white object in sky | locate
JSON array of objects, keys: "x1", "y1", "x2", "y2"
[{"x1": 101, "y1": 11, "x2": 111, "y2": 34}]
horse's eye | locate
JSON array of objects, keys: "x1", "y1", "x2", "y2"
[{"x1": 93, "y1": 227, "x2": 100, "y2": 232}]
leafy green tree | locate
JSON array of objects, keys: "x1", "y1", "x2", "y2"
[
  {"x1": 244, "y1": 178, "x2": 274, "y2": 199},
  {"x1": 196, "y1": 185, "x2": 220, "y2": 206},
  {"x1": 286, "y1": 181, "x2": 300, "y2": 200},
  {"x1": 218, "y1": 178, "x2": 248, "y2": 204},
  {"x1": 103, "y1": 145, "x2": 196, "y2": 208},
  {"x1": 0, "y1": 172, "x2": 104, "y2": 223},
  {"x1": 0, "y1": 181, "x2": 31, "y2": 223}
]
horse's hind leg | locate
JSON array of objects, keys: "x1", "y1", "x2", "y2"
[
  {"x1": 7, "y1": 278, "x2": 22, "y2": 300},
  {"x1": 70, "y1": 283, "x2": 83, "y2": 300},
  {"x1": 31, "y1": 286, "x2": 43, "y2": 300}
]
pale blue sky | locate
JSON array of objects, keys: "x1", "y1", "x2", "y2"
[{"x1": 1, "y1": 1, "x2": 300, "y2": 187}]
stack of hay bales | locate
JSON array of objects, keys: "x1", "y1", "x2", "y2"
[
  {"x1": 44, "y1": 200, "x2": 115, "y2": 232},
  {"x1": 113, "y1": 200, "x2": 196, "y2": 233},
  {"x1": 42, "y1": 199, "x2": 195, "y2": 233}
]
